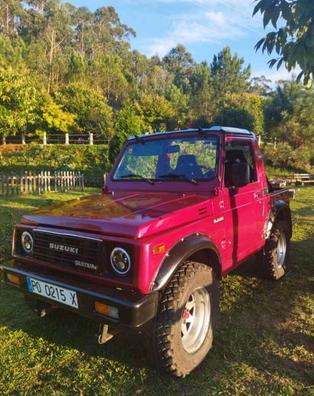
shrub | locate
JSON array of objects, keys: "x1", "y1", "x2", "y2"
[
  {"x1": 263, "y1": 142, "x2": 312, "y2": 172},
  {"x1": 214, "y1": 93, "x2": 264, "y2": 135}
]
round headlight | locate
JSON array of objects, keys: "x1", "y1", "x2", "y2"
[
  {"x1": 110, "y1": 247, "x2": 131, "y2": 275},
  {"x1": 21, "y1": 231, "x2": 33, "y2": 254}
]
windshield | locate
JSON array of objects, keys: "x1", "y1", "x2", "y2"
[{"x1": 113, "y1": 135, "x2": 219, "y2": 182}]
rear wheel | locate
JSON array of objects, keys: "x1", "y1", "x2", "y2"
[
  {"x1": 150, "y1": 261, "x2": 219, "y2": 377},
  {"x1": 258, "y1": 220, "x2": 290, "y2": 280}
]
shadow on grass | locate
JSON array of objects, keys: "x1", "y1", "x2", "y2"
[{"x1": 0, "y1": 236, "x2": 313, "y2": 394}]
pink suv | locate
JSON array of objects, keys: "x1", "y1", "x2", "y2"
[{"x1": 2, "y1": 126, "x2": 294, "y2": 377}]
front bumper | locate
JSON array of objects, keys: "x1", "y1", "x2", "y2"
[{"x1": 1, "y1": 265, "x2": 159, "y2": 328}]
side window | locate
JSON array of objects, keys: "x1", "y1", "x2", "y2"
[{"x1": 224, "y1": 140, "x2": 257, "y2": 187}]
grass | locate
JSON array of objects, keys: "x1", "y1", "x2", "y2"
[{"x1": 0, "y1": 187, "x2": 313, "y2": 395}]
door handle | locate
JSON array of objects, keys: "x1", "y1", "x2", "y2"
[{"x1": 253, "y1": 191, "x2": 262, "y2": 199}]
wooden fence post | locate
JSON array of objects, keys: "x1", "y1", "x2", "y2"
[
  {"x1": 65, "y1": 133, "x2": 69, "y2": 145},
  {"x1": 89, "y1": 133, "x2": 93, "y2": 145},
  {"x1": 43, "y1": 132, "x2": 47, "y2": 145}
]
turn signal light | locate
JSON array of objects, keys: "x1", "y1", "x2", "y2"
[
  {"x1": 95, "y1": 302, "x2": 119, "y2": 319},
  {"x1": 7, "y1": 273, "x2": 20, "y2": 285},
  {"x1": 152, "y1": 243, "x2": 166, "y2": 255}
]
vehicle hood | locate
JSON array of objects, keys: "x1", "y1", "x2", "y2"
[{"x1": 22, "y1": 191, "x2": 212, "y2": 239}]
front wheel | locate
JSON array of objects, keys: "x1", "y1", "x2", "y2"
[
  {"x1": 258, "y1": 220, "x2": 290, "y2": 280},
  {"x1": 150, "y1": 261, "x2": 219, "y2": 377}
]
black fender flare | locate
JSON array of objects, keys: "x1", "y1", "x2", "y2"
[
  {"x1": 150, "y1": 233, "x2": 221, "y2": 292},
  {"x1": 265, "y1": 200, "x2": 292, "y2": 239}
]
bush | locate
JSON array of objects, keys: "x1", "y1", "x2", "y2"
[
  {"x1": 215, "y1": 93, "x2": 264, "y2": 135},
  {"x1": 263, "y1": 143, "x2": 313, "y2": 173},
  {"x1": 0, "y1": 144, "x2": 111, "y2": 186}
]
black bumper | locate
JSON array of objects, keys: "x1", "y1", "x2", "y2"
[{"x1": 1, "y1": 265, "x2": 159, "y2": 328}]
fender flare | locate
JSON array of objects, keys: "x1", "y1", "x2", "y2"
[
  {"x1": 150, "y1": 233, "x2": 221, "y2": 292},
  {"x1": 265, "y1": 200, "x2": 292, "y2": 239}
]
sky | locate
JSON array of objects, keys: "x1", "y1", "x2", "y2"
[{"x1": 70, "y1": 0, "x2": 296, "y2": 82}]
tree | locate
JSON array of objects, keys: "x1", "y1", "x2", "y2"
[
  {"x1": 254, "y1": 0, "x2": 314, "y2": 84},
  {"x1": 249, "y1": 75, "x2": 272, "y2": 95},
  {"x1": 0, "y1": 32, "x2": 25, "y2": 66},
  {"x1": 92, "y1": 53, "x2": 129, "y2": 107},
  {"x1": 189, "y1": 62, "x2": 216, "y2": 126},
  {"x1": 273, "y1": 90, "x2": 314, "y2": 149},
  {"x1": 134, "y1": 94, "x2": 176, "y2": 131},
  {"x1": 36, "y1": 93, "x2": 76, "y2": 135},
  {"x1": 214, "y1": 93, "x2": 264, "y2": 134},
  {"x1": 263, "y1": 80, "x2": 314, "y2": 171},
  {"x1": 56, "y1": 81, "x2": 113, "y2": 138},
  {"x1": 0, "y1": 65, "x2": 39, "y2": 137},
  {"x1": 0, "y1": 0, "x2": 24, "y2": 36},
  {"x1": 263, "y1": 79, "x2": 305, "y2": 132},
  {"x1": 109, "y1": 102, "x2": 145, "y2": 163},
  {"x1": 210, "y1": 47, "x2": 251, "y2": 98},
  {"x1": 165, "y1": 85, "x2": 190, "y2": 128},
  {"x1": 163, "y1": 45, "x2": 194, "y2": 93},
  {"x1": 22, "y1": 0, "x2": 74, "y2": 93}
]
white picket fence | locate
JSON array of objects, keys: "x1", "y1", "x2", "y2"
[{"x1": 0, "y1": 170, "x2": 84, "y2": 196}]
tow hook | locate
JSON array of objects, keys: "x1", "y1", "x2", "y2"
[
  {"x1": 25, "y1": 296, "x2": 56, "y2": 317},
  {"x1": 97, "y1": 323, "x2": 118, "y2": 345}
]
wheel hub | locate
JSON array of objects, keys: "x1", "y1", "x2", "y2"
[
  {"x1": 181, "y1": 287, "x2": 210, "y2": 354},
  {"x1": 277, "y1": 232, "x2": 287, "y2": 267}
]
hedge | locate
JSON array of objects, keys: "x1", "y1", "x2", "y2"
[{"x1": 0, "y1": 144, "x2": 111, "y2": 186}]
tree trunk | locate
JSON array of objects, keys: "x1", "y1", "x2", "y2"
[
  {"x1": 47, "y1": 29, "x2": 56, "y2": 93},
  {"x1": 6, "y1": 4, "x2": 9, "y2": 34},
  {"x1": 80, "y1": 24, "x2": 85, "y2": 54}
]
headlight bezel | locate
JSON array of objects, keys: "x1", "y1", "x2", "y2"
[
  {"x1": 21, "y1": 230, "x2": 34, "y2": 255},
  {"x1": 110, "y1": 247, "x2": 132, "y2": 276}
]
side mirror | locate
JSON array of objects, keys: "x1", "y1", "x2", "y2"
[{"x1": 231, "y1": 162, "x2": 250, "y2": 187}]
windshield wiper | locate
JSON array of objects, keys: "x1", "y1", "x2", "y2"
[
  {"x1": 120, "y1": 174, "x2": 155, "y2": 185},
  {"x1": 159, "y1": 173, "x2": 199, "y2": 185}
]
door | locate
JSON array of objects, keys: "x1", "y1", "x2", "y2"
[{"x1": 222, "y1": 139, "x2": 265, "y2": 268}]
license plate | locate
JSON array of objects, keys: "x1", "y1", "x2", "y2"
[{"x1": 27, "y1": 277, "x2": 78, "y2": 309}]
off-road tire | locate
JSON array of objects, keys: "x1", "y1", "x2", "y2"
[
  {"x1": 151, "y1": 261, "x2": 219, "y2": 377},
  {"x1": 258, "y1": 220, "x2": 290, "y2": 280}
]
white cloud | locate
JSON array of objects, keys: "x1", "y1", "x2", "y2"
[
  {"x1": 136, "y1": 0, "x2": 261, "y2": 57},
  {"x1": 142, "y1": 12, "x2": 248, "y2": 57}
]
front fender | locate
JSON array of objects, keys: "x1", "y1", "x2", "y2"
[
  {"x1": 150, "y1": 233, "x2": 221, "y2": 292},
  {"x1": 265, "y1": 200, "x2": 292, "y2": 239}
]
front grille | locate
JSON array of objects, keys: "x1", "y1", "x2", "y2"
[{"x1": 32, "y1": 231, "x2": 103, "y2": 274}]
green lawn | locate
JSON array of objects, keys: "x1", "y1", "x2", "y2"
[{"x1": 0, "y1": 188, "x2": 313, "y2": 395}]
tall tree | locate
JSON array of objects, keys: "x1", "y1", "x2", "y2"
[
  {"x1": 23, "y1": 0, "x2": 74, "y2": 92},
  {"x1": 163, "y1": 45, "x2": 194, "y2": 93},
  {"x1": 190, "y1": 62, "x2": 215, "y2": 126},
  {"x1": 249, "y1": 75, "x2": 272, "y2": 95},
  {"x1": 210, "y1": 47, "x2": 251, "y2": 98},
  {"x1": 263, "y1": 79, "x2": 305, "y2": 132},
  {"x1": 0, "y1": 0, "x2": 24, "y2": 36}
]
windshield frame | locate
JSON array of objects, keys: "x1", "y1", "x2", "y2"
[{"x1": 111, "y1": 133, "x2": 220, "y2": 184}]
